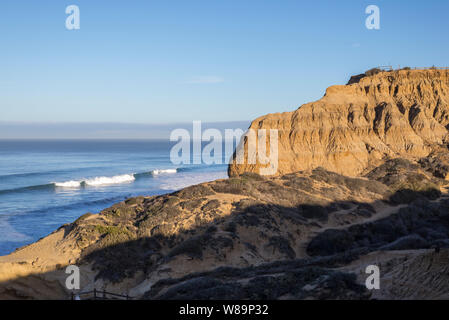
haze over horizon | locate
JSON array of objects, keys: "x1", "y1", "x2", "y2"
[{"x1": 0, "y1": 120, "x2": 251, "y2": 139}]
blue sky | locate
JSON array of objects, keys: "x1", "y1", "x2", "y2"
[{"x1": 1, "y1": 0, "x2": 448, "y2": 131}]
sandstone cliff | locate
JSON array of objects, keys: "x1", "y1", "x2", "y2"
[{"x1": 229, "y1": 69, "x2": 449, "y2": 177}]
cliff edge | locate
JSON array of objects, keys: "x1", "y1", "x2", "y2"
[{"x1": 229, "y1": 69, "x2": 449, "y2": 177}]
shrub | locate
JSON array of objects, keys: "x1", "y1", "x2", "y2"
[
  {"x1": 168, "y1": 234, "x2": 212, "y2": 259},
  {"x1": 174, "y1": 185, "x2": 215, "y2": 199},
  {"x1": 125, "y1": 196, "x2": 145, "y2": 205},
  {"x1": 73, "y1": 212, "x2": 93, "y2": 225},
  {"x1": 210, "y1": 178, "x2": 253, "y2": 195},
  {"x1": 202, "y1": 199, "x2": 220, "y2": 211},
  {"x1": 265, "y1": 236, "x2": 296, "y2": 259},
  {"x1": 179, "y1": 198, "x2": 205, "y2": 211},
  {"x1": 239, "y1": 172, "x2": 266, "y2": 182},
  {"x1": 94, "y1": 225, "x2": 133, "y2": 238},
  {"x1": 365, "y1": 68, "x2": 382, "y2": 76}
]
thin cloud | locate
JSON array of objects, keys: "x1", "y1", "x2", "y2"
[{"x1": 185, "y1": 76, "x2": 224, "y2": 84}]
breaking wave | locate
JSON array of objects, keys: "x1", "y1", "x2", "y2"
[
  {"x1": 151, "y1": 168, "x2": 177, "y2": 175},
  {"x1": 54, "y1": 168, "x2": 179, "y2": 188},
  {"x1": 0, "y1": 168, "x2": 181, "y2": 194},
  {"x1": 54, "y1": 174, "x2": 136, "y2": 187}
]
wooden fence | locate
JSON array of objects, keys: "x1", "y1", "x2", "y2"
[
  {"x1": 375, "y1": 66, "x2": 449, "y2": 71},
  {"x1": 377, "y1": 65, "x2": 393, "y2": 71},
  {"x1": 395, "y1": 66, "x2": 449, "y2": 70},
  {"x1": 71, "y1": 288, "x2": 133, "y2": 300}
]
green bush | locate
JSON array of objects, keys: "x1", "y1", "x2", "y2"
[
  {"x1": 73, "y1": 212, "x2": 93, "y2": 225},
  {"x1": 94, "y1": 225, "x2": 133, "y2": 237},
  {"x1": 365, "y1": 68, "x2": 382, "y2": 76}
]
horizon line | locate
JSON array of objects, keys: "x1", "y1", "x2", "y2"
[{"x1": 0, "y1": 120, "x2": 251, "y2": 124}]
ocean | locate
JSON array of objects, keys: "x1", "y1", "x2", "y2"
[{"x1": 0, "y1": 140, "x2": 229, "y2": 256}]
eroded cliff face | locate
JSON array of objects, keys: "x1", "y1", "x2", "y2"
[{"x1": 229, "y1": 69, "x2": 449, "y2": 177}]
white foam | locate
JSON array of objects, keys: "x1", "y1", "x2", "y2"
[
  {"x1": 55, "y1": 174, "x2": 136, "y2": 188},
  {"x1": 84, "y1": 174, "x2": 135, "y2": 186},
  {"x1": 152, "y1": 169, "x2": 177, "y2": 175},
  {"x1": 54, "y1": 180, "x2": 81, "y2": 188}
]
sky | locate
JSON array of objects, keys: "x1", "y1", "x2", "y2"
[{"x1": 1, "y1": 0, "x2": 448, "y2": 138}]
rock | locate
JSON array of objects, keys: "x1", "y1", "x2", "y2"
[{"x1": 229, "y1": 69, "x2": 449, "y2": 177}]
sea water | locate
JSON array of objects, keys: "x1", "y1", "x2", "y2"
[{"x1": 0, "y1": 140, "x2": 229, "y2": 256}]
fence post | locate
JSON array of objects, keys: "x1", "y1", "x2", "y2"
[
  {"x1": 94, "y1": 288, "x2": 97, "y2": 300},
  {"x1": 71, "y1": 292, "x2": 74, "y2": 300},
  {"x1": 103, "y1": 290, "x2": 106, "y2": 299}
]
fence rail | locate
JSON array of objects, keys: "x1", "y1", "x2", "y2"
[
  {"x1": 71, "y1": 288, "x2": 133, "y2": 300},
  {"x1": 377, "y1": 65, "x2": 393, "y2": 71},
  {"x1": 375, "y1": 66, "x2": 449, "y2": 71},
  {"x1": 393, "y1": 66, "x2": 449, "y2": 71},
  {"x1": 409, "y1": 67, "x2": 449, "y2": 70}
]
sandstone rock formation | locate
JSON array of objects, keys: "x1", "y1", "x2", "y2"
[{"x1": 229, "y1": 69, "x2": 449, "y2": 177}]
